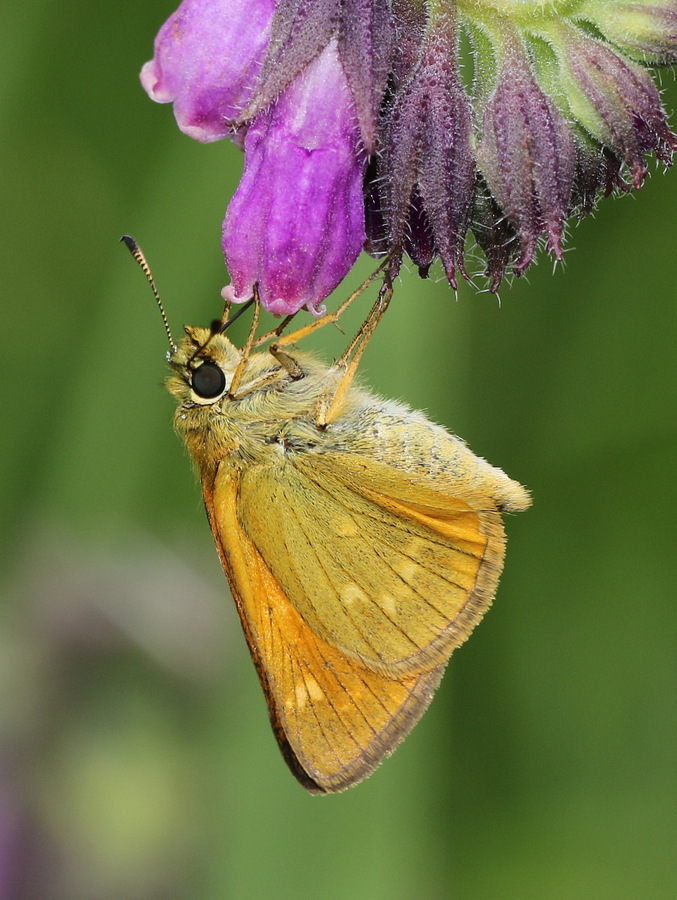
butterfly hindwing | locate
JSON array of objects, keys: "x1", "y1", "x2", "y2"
[
  {"x1": 238, "y1": 461, "x2": 499, "y2": 675},
  {"x1": 236, "y1": 407, "x2": 528, "y2": 677}
]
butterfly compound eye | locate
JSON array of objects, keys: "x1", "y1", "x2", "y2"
[{"x1": 191, "y1": 362, "x2": 226, "y2": 399}]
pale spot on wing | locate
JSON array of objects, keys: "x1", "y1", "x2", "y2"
[
  {"x1": 306, "y1": 678, "x2": 324, "y2": 703},
  {"x1": 379, "y1": 592, "x2": 398, "y2": 617},
  {"x1": 340, "y1": 583, "x2": 369, "y2": 605},
  {"x1": 333, "y1": 514, "x2": 359, "y2": 537},
  {"x1": 406, "y1": 536, "x2": 436, "y2": 564},
  {"x1": 394, "y1": 560, "x2": 419, "y2": 584},
  {"x1": 293, "y1": 683, "x2": 309, "y2": 710}
]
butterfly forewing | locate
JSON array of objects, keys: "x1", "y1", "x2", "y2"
[{"x1": 207, "y1": 464, "x2": 446, "y2": 793}]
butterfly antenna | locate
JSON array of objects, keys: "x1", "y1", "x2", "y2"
[{"x1": 120, "y1": 235, "x2": 177, "y2": 353}]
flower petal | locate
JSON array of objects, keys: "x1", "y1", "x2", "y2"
[
  {"x1": 222, "y1": 41, "x2": 367, "y2": 315},
  {"x1": 141, "y1": 0, "x2": 275, "y2": 142}
]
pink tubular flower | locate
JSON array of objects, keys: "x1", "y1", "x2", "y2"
[
  {"x1": 142, "y1": 0, "x2": 375, "y2": 313},
  {"x1": 140, "y1": 0, "x2": 275, "y2": 142},
  {"x1": 222, "y1": 40, "x2": 367, "y2": 316}
]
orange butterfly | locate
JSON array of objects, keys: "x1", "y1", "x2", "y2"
[
  {"x1": 123, "y1": 236, "x2": 530, "y2": 792},
  {"x1": 167, "y1": 331, "x2": 529, "y2": 792}
]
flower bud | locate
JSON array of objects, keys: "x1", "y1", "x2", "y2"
[
  {"x1": 547, "y1": 21, "x2": 677, "y2": 188},
  {"x1": 475, "y1": 26, "x2": 575, "y2": 272},
  {"x1": 377, "y1": 7, "x2": 475, "y2": 287}
]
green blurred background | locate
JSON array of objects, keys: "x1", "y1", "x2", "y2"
[{"x1": 2, "y1": 3, "x2": 677, "y2": 897}]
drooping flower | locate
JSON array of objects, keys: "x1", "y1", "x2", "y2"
[
  {"x1": 222, "y1": 40, "x2": 367, "y2": 315},
  {"x1": 142, "y1": 0, "x2": 677, "y2": 305},
  {"x1": 143, "y1": 0, "x2": 388, "y2": 313},
  {"x1": 140, "y1": 0, "x2": 276, "y2": 143}
]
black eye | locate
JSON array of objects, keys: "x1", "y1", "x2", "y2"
[{"x1": 191, "y1": 362, "x2": 226, "y2": 399}]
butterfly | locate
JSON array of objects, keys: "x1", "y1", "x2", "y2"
[{"x1": 122, "y1": 236, "x2": 531, "y2": 793}]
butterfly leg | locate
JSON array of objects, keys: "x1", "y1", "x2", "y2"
[
  {"x1": 227, "y1": 287, "x2": 261, "y2": 397},
  {"x1": 268, "y1": 346, "x2": 304, "y2": 379},
  {"x1": 255, "y1": 258, "x2": 391, "y2": 352},
  {"x1": 234, "y1": 260, "x2": 392, "y2": 413},
  {"x1": 316, "y1": 276, "x2": 393, "y2": 428}
]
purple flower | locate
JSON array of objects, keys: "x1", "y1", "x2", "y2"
[
  {"x1": 143, "y1": 0, "x2": 677, "y2": 300},
  {"x1": 222, "y1": 40, "x2": 367, "y2": 316},
  {"x1": 143, "y1": 0, "x2": 376, "y2": 313},
  {"x1": 375, "y1": 1, "x2": 677, "y2": 288},
  {"x1": 141, "y1": 0, "x2": 275, "y2": 143}
]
